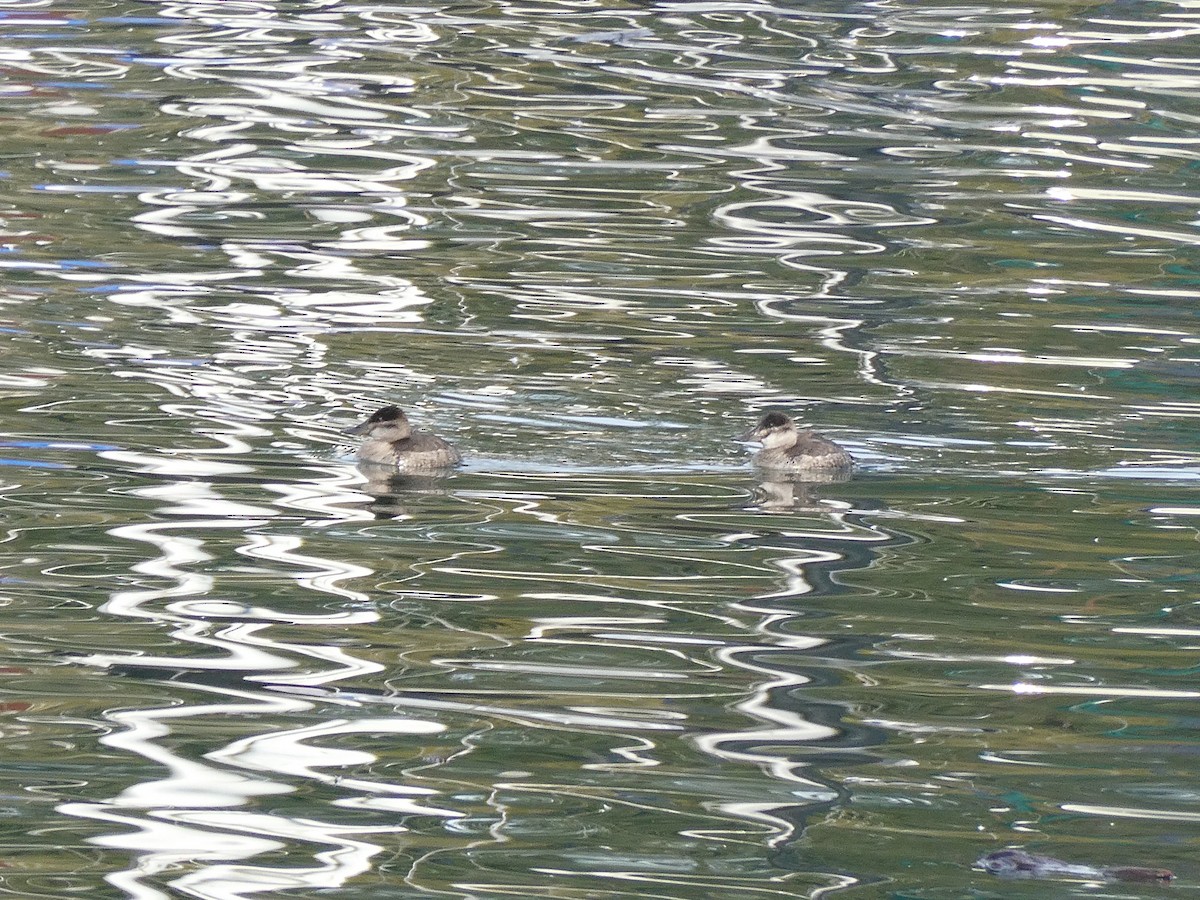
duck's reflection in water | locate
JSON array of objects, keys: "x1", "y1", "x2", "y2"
[
  {"x1": 356, "y1": 464, "x2": 455, "y2": 518},
  {"x1": 750, "y1": 470, "x2": 852, "y2": 513},
  {"x1": 700, "y1": 471, "x2": 923, "y2": 873}
]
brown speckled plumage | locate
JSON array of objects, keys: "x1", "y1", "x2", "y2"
[
  {"x1": 738, "y1": 411, "x2": 852, "y2": 475},
  {"x1": 345, "y1": 405, "x2": 462, "y2": 473}
]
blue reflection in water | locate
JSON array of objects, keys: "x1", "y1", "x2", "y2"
[{"x1": 0, "y1": 457, "x2": 72, "y2": 469}]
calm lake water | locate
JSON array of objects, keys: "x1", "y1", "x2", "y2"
[{"x1": 0, "y1": 1, "x2": 1198, "y2": 897}]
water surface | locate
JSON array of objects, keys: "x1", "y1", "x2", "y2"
[{"x1": 0, "y1": 1, "x2": 1198, "y2": 897}]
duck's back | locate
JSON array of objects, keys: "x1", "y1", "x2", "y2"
[{"x1": 360, "y1": 430, "x2": 462, "y2": 472}]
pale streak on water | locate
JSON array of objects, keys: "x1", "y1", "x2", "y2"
[{"x1": 0, "y1": 0, "x2": 1198, "y2": 897}]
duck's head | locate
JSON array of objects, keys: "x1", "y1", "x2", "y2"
[
  {"x1": 738, "y1": 411, "x2": 798, "y2": 449},
  {"x1": 344, "y1": 405, "x2": 413, "y2": 441}
]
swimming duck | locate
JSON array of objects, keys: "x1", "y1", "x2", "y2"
[
  {"x1": 977, "y1": 849, "x2": 1173, "y2": 883},
  {"x1": 344, "y1": 405, "x2": 462, "y2": 472},
  {"x1": 738, "y1": 411, "x2": 853, "y2": 475}
]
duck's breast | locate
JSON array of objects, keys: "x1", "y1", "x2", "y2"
[{"x1": 751, "y1": 431, "x2": 852, "y2": 474}]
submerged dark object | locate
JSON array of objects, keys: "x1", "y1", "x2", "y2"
[{"x1": 977, "y1": 849, "x2": 1174, "y2": 883}]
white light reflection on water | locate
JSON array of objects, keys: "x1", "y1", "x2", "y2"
[
  {"x1": 211, "y1": 718, "x2": 456, "y2": 816},
  {"x1": 693, "y1": 500, "x2": 897, "y2": 846},
  {"x1": 1062, "y1": 804, "x2": 1200, "y2": 823},
  {"x1": 60, "y1": 439, "x2": 443, "y2": 896},
  {"x1": 987, "y1": 683, "x2": 1200, "y2": 698},
  {"x1": 165, "y1": 815, "x2": 401, "y2": 900}
]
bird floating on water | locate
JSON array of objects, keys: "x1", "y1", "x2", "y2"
[
  {"x1": 344, "y1": 405, "x2": 461, "y2": 473},
  {"x1": 737, "y1": 411, "x2": 853, "y2": 476}
]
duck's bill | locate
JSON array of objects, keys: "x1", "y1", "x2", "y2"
[
  {"x1": 343, "y1": 421, "x2": 369, "y2": 436},
  {"x1": 735, "y1": 428, "x2": 763, "y2": 444}
]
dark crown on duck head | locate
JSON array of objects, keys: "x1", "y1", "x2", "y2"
[
  {"x1": 738, "y1": 410, "x2": 794, "y2": 443},
  {"x1": 345, "y1": 404, "x2": 409, "y2": 436},
  {"x1": 758, "y1": 411, "x2": 792, "y2": 430},
  {"x1": 369, "y1": 405, "x2": 406, "y2": 424}
]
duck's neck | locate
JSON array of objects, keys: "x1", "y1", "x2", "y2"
[{"x1": 762, "y1": 428, "x2": 799, "y2": 450}]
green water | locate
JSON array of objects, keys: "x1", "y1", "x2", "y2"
[{"x1": 0, "y1": 1, "x2": 1197, "y2": 897}]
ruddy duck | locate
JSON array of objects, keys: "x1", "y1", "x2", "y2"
[
  {"x1": 344, "y1": 405, "x2": 462, "y2": 472},
  {"x1": 738, "y1": 411, "x2": 852, "y2": 475},
  {"x1": 977, "y1": 849, "x2": 1173, "y2": 883}
]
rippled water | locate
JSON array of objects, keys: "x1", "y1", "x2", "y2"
[{"x1": 1, "y1": 1, "x2": 1199, "y2": 897}]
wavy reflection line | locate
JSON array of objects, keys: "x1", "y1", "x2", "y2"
[
  {"x1": 210, "y1": 716, "x2": 460, "y2": 817},
  {"x1": 166, "y1": 814, "x2": 401, "y2": 900},
  {"x1": 1034, "y1": 212, "x2": 1200, "y2": 245},
  {"x1": 85, "y1": 482, "x2": 289, "y2": 672},
  {"x1": 525, "y1": 591, "x2": 766, "y2": 634},
  {"x1": 58, "y1": 801, "x2": 284, "y2": 900},
  {"x1": 99, "y1": 688, "x2": 309, "y2": 807},
  {"x1": 70, "y1": 418, "x2": 411, "y2": 896},
  {"x1": 469, "y1": 870, "x2": 837, "y2": 899},
  {"x1": 1061, "y1": 803, "x2": 1200, "y2": 823},
  {"x1": 86, "y1": 476, "x2": 382, "y2": 679},
  {"x1": 58, "y1": 683, "x2": 312, "y2": 898},
  {"x1": 303, "y1": 687, "x2": 685, "y2": 734},
  {"x1": 693, "y1": 629, "x2": 841, "y2": 848},
  {"x1": 985, "y1": 682, "x2": 1200, "y2": 698},
  {"x1": 694, "y1": 509, "x2": 900, "y2": 847}
]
